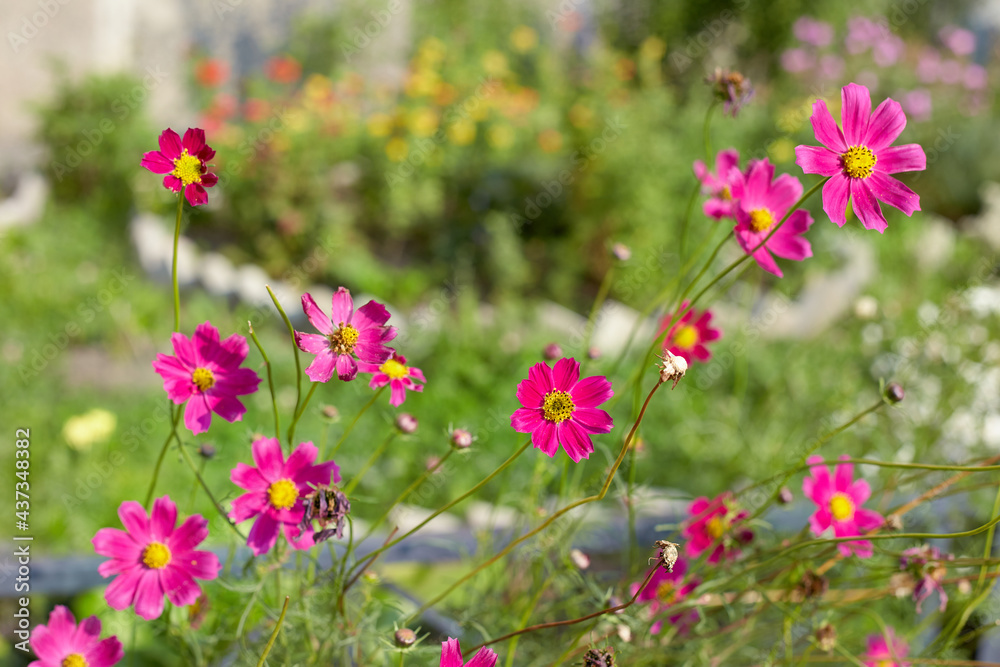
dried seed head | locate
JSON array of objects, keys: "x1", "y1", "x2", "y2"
[
  {"x1": 885, "y1": 382, "x2": 905, "y2": 404},
  {"x1": 816, "y1": 623, "x2": 837, "y2": 652},
  {"x1": 885, "y1": 513, "x2": 903, "y2": 531},
  {"x1": 395, "y1": 413, "x2": 419, "y2": 434},
  {"x1": 583, "y1": 646, "x2": 616, "y2": 667},
  {"x1": 796, "y1": 570, "x2": 829, "y2": 599},
  {"x1": 300, "y1": 484, "x2": 351, "y2": 543},
  {"x1": 651, "y1": 540, "x2": 679, "y2": 572},
  {"x1": 656, "y1": 351, "x2": 687, "y2": 388},
  {"x1": 707, "y1": 68, "x2": 754, "y2": 116},
  {"x1": 394, "y1": 628, "x2": 416, "y2": 648}
]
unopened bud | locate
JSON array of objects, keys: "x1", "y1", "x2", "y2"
[
  {"x1": 885, "y1": 382, "x2": 905, "y2": 404},
  {"x1": 583, "y1": 646, "x2": 616, "y2": 666},
  {"x1": 450, "y1": 428, "x2": 474, "y2": 449},
  {"x1": 395, "y1": 413, "x2": 419, "y2": 434},
  {"x1": 394, "y1": 628, "x2": 416, "y2": 648},
  {"x1": 611, "y1": 243, "x2": 631, "y2": 262},
  {"x1": 656, "y1": 351, "x2": 687, "y2": 388},
  {"x1": 543, "y1": 342, "x2": 563, "y2": 360},
  {"x1": 816, "y1": 623, "x2": 836, "y2": 652},
  {"x1": 198, "y1": 443, "x2": 216, "y2": 459},
  {"x1": 570, "y1": 548, "x2": 590, "y2": 570},
  {"x1": 587, "y1": 346, "x2": 602, "y2": 360},
  {"x1": 777, "y1": 487, "x2": 793, "y2": 505},
  {"x1": 321, "y1": 405, "x2": 341, "y2": 422}
]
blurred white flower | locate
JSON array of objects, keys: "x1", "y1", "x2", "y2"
[{"x1": 62, "y1": 408, "x2": 116, "y2": 452}]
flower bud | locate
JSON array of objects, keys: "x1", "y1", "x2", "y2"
[
  {"x1": 543, "y1": 342, "x2": 563, "y2": 360},
  {"x1": 587, "y1": 346, "x2": 602, "y2": 360},
  {"x1": 570, "y1": 548, "x2": 590, "y2": 570},
  {"x1": 394, "y1": 628, "x2": 416, "y2": 648},
  {"x1": 395, "y1": 413, "x2": 419, "y2": 434},
  {"x1": 198, "y1": 443, "x2": 216, "y2": 459},
  {"x1": 321, "y1": 405, "x2": 341, "y2": 422},
  {"x1": 611, "y1": 243, "x2": 631, "y2": 262},
  {"x1": 450, "y1": 428, "x2": 474, "y2": 449},
  {"x1": 777, "y1": 487, "x2": 793, "y2": 505},
  {"x1": 885, "y1": 382, "x2": 905, "y2": 404}
]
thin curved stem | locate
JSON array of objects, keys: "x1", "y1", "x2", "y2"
[
  {"x1": 266, "y1": 285, "x2": 302, "y2": 439},
  {"x1": 249, "y1": 324, "x2": 281, "y2": 445},
  {"x1": 288, "y1": 382, "x2": 318, "y2": 447},
  {"x1": 172, "y1": 194, "x2": 183, "y2": 333},
  {"x1": 178, "y1": 441, "x2": 245, "y2": 540},
  {"x1": 580, "y1": 264, "x2": 616, "y2": 368},
  {"x1": 330, "y1": 387, "x2": 385, "y2": 459},
  {"x1": 343, "y1": 432, "x2": 396, "y2": 495},
  {"x1": 144, "y1": 403, "x2": 182, "y2": 509},
  {"x1": 359, "y1": 448, "x2": 454, "y2": 545},
  {"x1": 255, "y1": 596, "x2": 290, "y2": 667}
]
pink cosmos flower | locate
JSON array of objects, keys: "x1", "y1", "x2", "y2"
[
  {"x1": 440, "y1": 638, "x2": 497, "y2": 667},
  {"x1": 631, "y1": 558, "x2": 700, "y2": 634},
  {"x1": 229, "y1": 437, "x2": 340, "y2": 556},
  {"x1": 873, "y1": 34, "x2": 905, "y2": 67},
  {"x1": 29, "y1": 605, "x2": 123, "y2": 667},
  {"x1": 140, "y1": 128, "x2": 218, "y2": 206},
  {"x1": 917, "y1": 49, "x2": 941, "y2": 83},
  {"x1": 793, "y1": 17, "x2": 833, "y2": 47},
  {"x1": 795, "y1": 83, "x2": 927, "y2": 233},
  {"x1": 295, "y1": 288, "x2": 397, "y2": 383},
  {"x1": 964, "y1": 63, "x2": 988, "y2": 91},
  {"x1": 152, "y1": 321, "x2": 261, "y2": 435},
  {"x1": 817, "y1": 55, "x2": 845, "y2": 81},
  {"x1": 658, "y1": 301, "x2": 721, "y2": 364},
  {"x1": 510, "y1": 357, "x2": 614, "y2": 463},
  {"x1": 846, "y1": 17, "x2": 886, "y2": 54},
  {"x1": 681, "y1": 492, "x2": 753, "y2": 563},
  {"x1": 359, "y1": 351, "x2": 425, "y2": 406},
  {"x1": 781, "y1": 48, "x2": 815, "y2": 73},
  {"x1": 731, "y1": 159, "x2": 814, "y2": 277},
  {"x1": 93, "y1": 496, "x2": 221, "y2": 621},
  {"x1": 803, "y1": 455, "x2": 884, "y2": 558},
  {"x1": 940, "y1": 25, "x2": 976, "y2": 57},
  {"x1": 901, "y1": 90, "x2": 932, "y2": 123},
  {"x1": 693, "y1": 149, "x2": 741, "y2": 219},
  {"x1": 863, "y1": 628, "x2": 910, "y2": 667}
]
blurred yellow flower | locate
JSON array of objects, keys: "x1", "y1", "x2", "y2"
[
  {"x1": 367, "y1": 112, "x2": 394, "y2": 137},
  {"x1": 63, "y1": 408, "x2": 116, "y2": 452},
  {"x1": 768, "y1": 137, "x2": 796, "y2": 163},
  {"x1": 537, "y1": 128, "x2": 563, "y2": 153},
  {"x1": 482, "y1": 50, "x2": 509, "y2": 77},
  {"x1": 510, "y1": 26, "x2": 538, "y2": 53},
  {"x1": 386, "y1": 137, "x2": 409, "y2": 161},
  {"x1": 284, "y1": 107, "x2": 310, "y2": 132},
  {"x1": 569, "y1": 103, "x2": 595, "y2": 129},
  {"x1": 409, "y1": 107, "x2": 439, "y2": 137},
  {"x1": 406, "y1": 67, "x2": 441, "y2": 98},
  {"x1": 448, "y1": 119, "x2": 477, "y2": 145},
  {"x1": 434, "y1": 82, "x2": 459, "y2": 106},
  {"x1": 304, "y1": 74, "x2": 333, "y2": 101},
  {"x1": 417, "y1": 37, "x2": 447, "y2": 68},
  {"x1": 639, "y1": 36, "x2": 667, "y2": 62},
  {"x1": 488, "y1": 124, "x2": 515, "y2": 149}
]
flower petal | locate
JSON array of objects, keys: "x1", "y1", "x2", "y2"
[
  {"x1": 330, "y1": 287, "x2": 355, "y2": 326},
  {"x1": 182, "y1": 128, "x2": 206, "y2": 156},
  {"x1": 133, "y1": 570, "x2": 166, "y2": 620},
  {"x1": 572, "y1": 408, "x2": 613, "y2": 434},
  {"x1": 441, "y1": 638, "x2": 464, "y2": 667},
  {"x1": 247, "y1": 513, "x2": 281, "y2": 556},
  {"x1": 841, "y1": 83, "x2": 872, "y2": 145},
  {"x1": 177, "y1": 549, "x2": 221, "y2": 580},
  {"x1": 466, "y1": 647, "x2": 500, "y2": 667},
  {"x1": 168, "y1": 514, "x2": 209, "y2": 553},
  {"x1": 141, "y1": 151, "x2": 175, "y2": 174},
  {"x1": 85, "y1": 636, "x2": 125, "y2": 667},
  {"x1": 162, "y1": 175, "x2": 183, "y2": 192},
  {"x1": 104, "y1": 567, "x2": 143, "y2": 612},
  {"x1": 865, "y1": 97, "x2": 906, "y2": 151},
  {"x1": 808, "y1": 99, "x2": 847, "y2": 152},
  {"x1": 184, "y1": 394, "x2": 213, "y2": 435},
  {"x1": 150, "y1": 496, "x2": 178, "y2": 542},
  {"x1": 877, "y1": 143, "x2": 926, "y2": 174},
  {"x1": 531, "y1": 420, "x2": 558, "y2": 456},
  {"x1": 557, "y1": 420, "x2": 594, "y2": 462},
  {"x1": 336, "y1": 353, "x2": 358, "y2": 381},
  {"x1": 118, "y1": 501, "x2": 151, "y2": 544},
  {"x1": 184, "y1": 183, "x2": 208, "y2": 207},
  {"x1": 304, "y1": 349, "x2": 338, "y2": 383},
  {"x1": 851, "y1": 178, "x2": 889, "y2": 233},
  {"x1": 229, "y1": 490, "x2": 268, "y2": 523},
  {"x1": 252, "y1": 437, "x2": 286, "y2": 480},
  {"x1": 511, "y1": 407, "x2": 544, "y2": 433},
  {"x1": 162, "y1": 567, "x2": 201, "y2": 607},
  {"x1": 93, "y1": 527, "x2": 141, "y2": 561},
  {"x1": 868, "y1": 172, "x2": 921, "y2": 216},
  {"x1": 822, "y1": 174, "x2": 851, "y2": 227},
  {"x1": 158, "y1": 129, "x2": 183, "y2": 159},
  {"x1": 353, "y1": 299, "x2": 392, "y2": 330},
  {"x1": 795, "y1": 145, "x2": 841, "y2": 176},
  {"x1": 301, "y1": 293, "x2": 334, "y2": 335},
  {"x1": 551, "y1": 357, "x2": 580, "y2": 391},
  {"x1": 284, "y1": 441, "x2": 319, "y2": 478}
]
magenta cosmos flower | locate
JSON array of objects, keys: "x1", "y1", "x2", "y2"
[
  {"x1": 359, "y1": 351, "x2": 425, "y2": 406},
  {"x1": 632, "y1": 558, "x2": 700, "y2": 634},
  {"x1": 795, "y1": 83, "x2": 926, "y2": 233},
  {"x1": 693, "y1": 148, "x2": 741, "y2": 219},
  {"x1": 29, "y1": 605, "x2": 123, "y2": 667},
  {"x1": 440, "y1": 638, "x2": 498, "y2": 667},
  {"x1": 863, "y1": 628, "x2": 910, "y2": 667},
  {"x1": 510, "y1": 357, "x2": 613, "y2": 463},
  {"x1": 152, "y1": 321, "x2": 261, "y2": 435},
  {"x1": 229, "y1": 437, "x2": 340, "y2": 556},
  {"x1": 295, "y1": 288, "x2": 397, "y2": 383},
  {"x1": 658, "y1": 301, "x2": 721, "y2": 364},
  {"x1": 731, "y1": 158, "x2": 814, "y2": 277},
  {"x1": 803, "y1": 455, "x2": 884, "y2": 558},
  {"x1": 140, "y1": 128, "x2": 218, "y2": 206},
  {"x1": 900, "y1": 545, "x2": 951, "y2": 613},
  {"x1": 93, "y1": 496, "x2": 220, "y2": 621},
  {"x1": 681, "y1": 492, "x2": 753, "y2": 563}
]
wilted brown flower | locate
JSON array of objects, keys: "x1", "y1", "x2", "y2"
[
  {"x1": 583, "y1": 646, "x2": 616, "y2": 666},
  {"x1": 707, "y1": 68, "x2": 754, "y2": 117}
]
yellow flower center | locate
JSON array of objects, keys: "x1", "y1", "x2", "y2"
[
  {"x1": 268, "y1": 479, "x2": 299, "y2": 510},
  {"x1": 542, "y1": 390, "x2": 575, "y2": 423},
  {"x1": 192, "y1": 367, "x2": 215, "y2": 392},
  {"x1": 656, "y1": 581, "x2": 678, "y2": 605},
  {"x1": 721, "y1": 186, "x2": 732, "y2": 201},
  {"x1": 841, "y1": 145, "x2": 877, "y2": 179},
  {"x1": 62, "y1": 655, "x2": 89, "y2": 667},
  {"x1": 749, "y1": 208, "x2": 775, "y2": 233},
  {"x1": 328, "y1": 324, "x2": 360, "y2": 355},
  {"x1": 380, "y1": 358, "x2": 409, "y2": 380},
  {"x1": 706, "y1": 515, "x2": 727, "y2": 539},
  {"x1": 142, "y1": 542, "x2": 172, "y2": 570},
  {"x1": 672, "y1": 325, "x2": 699, "y2": 350},
  {"x1": 829, "y1": 493, "x2": 855, "y2": 522},
  {"x1": 877, "y1": 661, "x2": 894, "y2": 667},
  {"x1": 171, "y1": 149, "x2": 204, "y2": 186}
]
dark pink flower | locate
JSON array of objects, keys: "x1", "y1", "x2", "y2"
[
  {"x1": 152, "y1": 322, "x2": 261, "y2": 435},
  {"x1": 681, "y1": 492, "x2": 753, "y2": 563},
  {"x1": 631, "y1": 558, "x2": 700, "y2": 634},
  {"x1": 28, "y1": 605, "x2": 123, "y2": 667},
  {"x1": 440, "y1": 638, "x2": 497, "y2": 667},
  {"x1": 803, "y1": 455, "x2": 884, "y2": 558},
  {"x1": 359, "y1": 351, "x2": 425, "y2": 406},
  {"x1": 140, "y1": 128, "x2": 218, "y2": 206},
  {"x1": 295, "y1": 288, "x2": 397, "y2": 383},
  {"x1": 900, "y1": 545, "x2": 951, "y2": 613},
  {"x1": 693, "y1": 149, "x2": 741, "y2": 219},
  {"x1": 731, "y1": 158, "x2": 814, "y2": 277},
  {"x1": 229, "y1": 437, "x2": 340, "y2": 556},
  {"x1": 658, "y1": 301, "x2": 720, "y2": 364},
  {"x1": 863, "y1": 628, "x2": 910, "y2": 667},
  {"x1": 510, "y1": 358, "x2": 614, "y2": 463},
  {"x1": 795, "y1": 83, "x2": 927, "y2": 233},
  {"x1": 93, "y1": 496, "x2": 220, "y2": 621}
]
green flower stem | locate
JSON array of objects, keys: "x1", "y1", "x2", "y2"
[
  {"x1": 407, "y1": 379, "x2": 664, "y2": 622},
  {"x1": 144, "y1": 403, "x2": 182, "y2": 509},
  {"x1": 172, "y1": 194, "x2": 183, "y2": 332},
  {"x1": 288, "y1": 382, "x2": 318, "y2": 447},
  {"x1": 177, "y1": 440, "x2": 245, "y2": 540},
  {"x1": 255, "y1": 596, "x2": 290, "y2": 667},
  {"x1": 704, "y1": 100, "x2": 718, "y2": 162},
  {"x1": 330, "y1": 387, "x2": 385, "y2": 459},
  {"x1": 343, "y1": 432, "x2": 396, "y2": 495},
  {"x1": 677, "y1": 180, "x2": 702, "y2": 262},
  {"x1": 248, "y1": 324, "x2": 281, "y2": 444},
  {"x1": 359, "y1": 448, "x2": 454, "y2": 545},
  {"x1": 579, "y1": 263, "x2": 616, "y2": 371},
  {"x1": 266, "y1": 285, "x2": 302, "y2": 440},
  {"x1": 345, "y1": 439, "x2": 531, "y2": 584}
]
